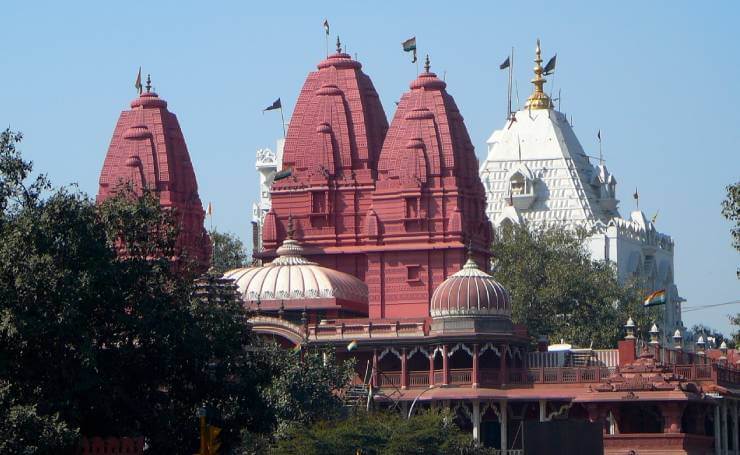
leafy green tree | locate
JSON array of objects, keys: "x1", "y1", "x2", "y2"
[
  {"x1": 210, "y1": 230, "x2": 250, "y2": 274},
  {"x1": 0, "y1": 129, "x2": 357, "y2": 453},
  {"x1": 270, "y1": 409, "x2": 491, "y2": 455},
  {"x1": 721, "y1": 181, "x2": 739, "y2": 278},
  {"x1": 491, "y1": 224, "x2": 655, "y2": 348}
]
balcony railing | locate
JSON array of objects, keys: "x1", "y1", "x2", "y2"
[{"x1": 376, "y1": 363, "x2": 739, "y2": 389}]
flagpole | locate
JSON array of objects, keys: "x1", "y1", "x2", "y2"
[
  {"x1": 508, "y1": 47, "x2": 513, "y2": 118},
  {"x1": 279, "y1": 106, "x2": 286, "y2": 138}
]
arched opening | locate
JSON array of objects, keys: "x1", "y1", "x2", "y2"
[
  {"x1": 378, "y1": 349, "x2": 401, "y2": 387},
  {"x1": 481, "y1": 404, "x2": 502, "y2": 449},
  {"x1": 510, "y1": 172, "x2": 526, "y2": 195},
  {"x1": 479, "y1": 345, "x2": 501, "y2": 386},
  {"x1": 407, "y1": 348, "x2": 430, "y2": 387},
  {"x1": 452, "y1": 402, "x2": 473, "y2": 433},
  {"x1": 618, "y1": 403, "x2": 664, "y2": 433}
]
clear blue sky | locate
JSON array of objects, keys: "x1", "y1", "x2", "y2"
[{"x1": 2, "y1": 1, "x2": 738, "y2": 334}]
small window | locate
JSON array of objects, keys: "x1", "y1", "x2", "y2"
[
  {"x1": 510, "y1": 173, "x2": 526, "y2": 195},
  {"x1": 405, "y1": 197, "x2": 418, "y2": 219},
  {"x1": 407, "y1": 265, "x2": 422, "y2": 282},
  {"x1": 312, "y1": 192, "x2": 326, "y2": 214}
]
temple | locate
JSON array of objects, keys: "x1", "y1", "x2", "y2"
[
  {"x1": 97, "y1": 76, "x2": 211, "y2": 272},
  {"x1": 228, "y1": 40, "x2": 740, "y2": 454},
  {"x1": 478, "y1": 40, "x2": 684, "y2": 345}
]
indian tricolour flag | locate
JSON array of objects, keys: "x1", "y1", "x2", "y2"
[{"x1": 643, "y1": 289, "x2": 667, "y2": 307}]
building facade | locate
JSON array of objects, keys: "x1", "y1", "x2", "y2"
[{"x1": 478, "y1": 41, "x2": 683, "y2": 344}]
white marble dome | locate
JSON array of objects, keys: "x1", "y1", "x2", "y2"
[{"x1": 224, "y1": 238, "x2": 368, "y2": 305}]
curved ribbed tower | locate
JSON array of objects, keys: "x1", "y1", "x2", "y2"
[
  {"x1": 368, "y1": 56, "x2": 492, "y2": 318},
  {"x1": 97, "y1": 77, "x2": 211, "y2": 271},
  {"x1": 264, "y1": 39, "x2": 388, "y2": 279}
]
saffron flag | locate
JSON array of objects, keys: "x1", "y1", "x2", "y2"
[
  {"x1": 206, "y1": 202, "x2": 212, "y2": 216},
  {"x1": 347, "y1": 340, "x2": 358, "y2": 352},
  {"x1": 499, "y1": 56, "x2": 510, "y2": 70},
  {"x1": 135, "y1": 67, "x2": 142, "y2": 94},
  {"x1": 644, "y1": 289, "x2": 667, "y2": 307},
  {"x1": 323, "y1": 19, "x2": 329, "y2": 36},
  {"x1": 402, "y1": 36, "x2": 417, "y2": 63},
  {"x1": 543, "y1": 54, "x2": 557, "y2": 75},
  {"x1": 263, "y1": 98, "x2": 281, "y2": 112}
]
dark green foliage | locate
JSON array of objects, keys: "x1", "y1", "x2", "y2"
[
  {"x1": 721, "y1": 181, "x2": 739, "y2": 278},
  {"x1": 491, "y1": 224, "x2": 655, "y2": 348},
  {"x1": 0, "y1": 130, "x2": 353, "y2": 453},
  {"x1": 271, "y1": 409, "x2": 493, "y2": 455},
  {"x1": 210, "y1": 230, "x2": 250, "y2": 274}
]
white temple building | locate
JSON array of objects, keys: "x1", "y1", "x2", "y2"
[
  {"x1": 251, "y1": 139, "x2": 283, "y2": 256},
  {"x1": 478, "y1": 40, "x2": 684, "y2": 343}
]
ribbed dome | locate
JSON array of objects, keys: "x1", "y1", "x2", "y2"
[
  {"x1": 224, "y1": 238, "x2": 368, "y2": 305},
  {"x1": 430, "y1": 256, "x2": 511, "y2": 318}
]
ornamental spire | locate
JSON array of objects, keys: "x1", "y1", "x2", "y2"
[
  {"x1": 525, "y1": 39, "x2": 553, "y2": 110},
  {"x1": 336, "y1": 36, "x2": 342, "y2": 53},
  {"x1": 424, "y1": 54, "x2": 431, "y2": 73}
]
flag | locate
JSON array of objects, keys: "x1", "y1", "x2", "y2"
[
  {"x1": 206, "y1": 202, "x2": 212, "y2": 216},
  {"x1": 135, "y1": 67, "x2": 142, "y2": 94},
  {"x1": 597, "y1": 130, "x2": 601, "y2": 141},
  {"x1": 543, "y1": 54, "x2": 557, "y2": 75},
  {"x1": 402, "y1": 37, "x2": 417, "y2": 63},
  {"x1": 651, "y1": 210, "x2": 659, "y2": 224},
  {"x1": 644, "y1": 289, "x2": 667, "y2": 307},
  {"x1": 292, "y1": 344, "x2": 302, "y2": 354},
  {"x1": 347, "y1": 340, "x2": 358, "y2": 352},
  {"x1": 499, "y1": 56, "x2": 510, "y2": 70},
  {"x1": 323, "y1": 19, "x2": 329, "y2": 36},
  {"x1": 633, "y1": 188, "x2": 639, "y2": 200},
  {"x1": 263, "y1": 98, "x2": 281, "y2": 112}
]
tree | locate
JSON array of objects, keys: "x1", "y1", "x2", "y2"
[
  {"x1": 210, "y1": 230, "x2": 250, "y2": 274},
  {"x1": 491, "y1": 224, "x2": 655, "y2": 348},
  {"x1": 270, "y1": 409, "x2": 491, "y2": 455},
  {"x1": 721, "y1": 181, "x2": 739, "y2": 278},
  {"x1": 0, "y1": 129, "x2": 356, "y2": 453}
]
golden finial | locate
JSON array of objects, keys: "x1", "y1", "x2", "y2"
[
  {"x1": 286, "y1": 214, "x2": 295, "y2": 239},
  {"x1": 525, "y1": 39, "x2": 553, "y2": 110}
]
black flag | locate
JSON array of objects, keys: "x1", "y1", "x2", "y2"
[
  {"x1": 499, "y1": 57, "x2": 510, "y2": 70},
  {"x1": 263, "y1": 98, "x2": 281, "y2": 112},
  {"x1": 543, "y1": 54, "x2": 557, "y2": 75}
]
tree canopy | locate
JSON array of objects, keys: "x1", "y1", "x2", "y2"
[
  {"x1": 0, "y1": 129, "x2": 353, "y2": 453},
  {"x1": 210, "y1": 230, "x2": 250, "y2": 274},
  {"x1": 491, "y1": 224, "x2": 656, "y2": 348}
]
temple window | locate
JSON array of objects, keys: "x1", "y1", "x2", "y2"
[
  {"x1": 510, "y1": 173, "x2": 526, "y2": 195},
  {"x1": 405, "y1": 197, "x2": 419, "y2": 219},
  {"x1": 406, "y1": 265, "x2": 422, "y2": 283},
  {"x1": 311, "y1": 191, "x2": 327, "y2": 214}
]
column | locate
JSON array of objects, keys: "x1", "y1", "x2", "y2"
[
  {"x1": 472, "y1": 400, "x2": 481, "y2": 442},
  {"x1": 732, "y1": 400, "x2": 738, "y2": 455},
  {"x1": 539, "y1": 400, "x2": 547, "y2": 422},
  {"x1": 662, "y1": 403, "x2": 684, "y2": 434},
  {"x1": 442, "y1": 344, "x2": 449, "y2": 386},
  {"x1": 500, "y1": 400, "x2": 508, "y2": 452},
  {"x1": 722, "y1": 401, "x2": 728, "y2": 455},
  {"x1": 499, "y1": 344, "x2": 508, "y2": 387},
  {"x1": 429, "y1": 349, "x2": 435, "y2": 387},
  {"x1": 716, "y1": 403, "x2": 722, "y2": 455},
  {"x1": 401, "y1": 348, "x2": 408, "y2": 390},
  {"x1": 472, "y1": 344, "x2": 479, "y2": 388},
  {"x1": 372, "y1": 349, "x2": 379, "y2": 388}
]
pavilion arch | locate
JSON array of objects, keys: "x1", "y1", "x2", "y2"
[
  {"x1": 448, "y1": 343, "x2": 473, "y2": 369},
  {"x1": 248, "y1": 316, "x2": 305, "y2": 348},
  {"x1": 378, "y1": 347, "x2": 402, "y2": 373}
]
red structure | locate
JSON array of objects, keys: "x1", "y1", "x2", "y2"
[
  {"x1": 230, "y1": 44, "x2": 740, "y2": 454},
  {"x1": 97, "y1": 77, "x2": 211, "y2": 271}
]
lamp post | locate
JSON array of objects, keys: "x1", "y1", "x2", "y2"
[{"x1": 407, "y1": 385, "x2": 439, "y2": 419}]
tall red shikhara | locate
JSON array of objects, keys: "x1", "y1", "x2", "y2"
[
  {"x1": 264, "y1": 53, "x2": 491, "y2": 319},
  {"x1": 264, "y1": 39, "x2": 388, "y2": 281},
  {"x1": 97, "y1": 83, "x2": 211, "y2": 272},
  {"x1": 368, "y1": 56, "x2": 491, "y2": 318}
]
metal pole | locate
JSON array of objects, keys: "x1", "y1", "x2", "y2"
[
  {"x1": 279, "y1": 106, "x2": 286, "y2": 139},
  {"x1": 407, "y1": 385, "x2": 439, "y2": 419}
]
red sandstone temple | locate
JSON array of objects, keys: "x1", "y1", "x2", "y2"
[{"x1": 97, "y1": 42, "x2": 740, "y2": 454}]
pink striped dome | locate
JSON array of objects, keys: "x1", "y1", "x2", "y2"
[{"x1": 430, "y1": 257, "x2": 511, "y2": 318}]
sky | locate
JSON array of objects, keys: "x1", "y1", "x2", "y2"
[{"x1": 2, "y1": 1, "x2": 738, "y2": 334}]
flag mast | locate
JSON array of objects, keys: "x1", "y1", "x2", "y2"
[{"x1": 508, "y1": 47, "x2": 514, "y2": 118}]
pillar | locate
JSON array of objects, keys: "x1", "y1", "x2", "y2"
[
  {"x1": 429, "y1": 349, "x2": 435, "y2": 387},
  {"x1": 499, "y1": 344, "x2": 508, "y2": 387},
  {"x1": 472, "y1": 400, "x2": 481, "y2": 442},
  {"x1": 662, "y1": 403, "x2": 684, "y2": 434},
  {"x1": 442, "y1": 344, "x2": 449, "y2": 386},
  {"x1": 500, "y1": 400, "x2": 508, "y2": 451},
  {"x1": 372, "y1": 349, "x2": 379, "y2": 388},
  {"x1": 539, "y1": 400, "x2": 547, "y2": 422},
  {"x1": 722, "y1": 401, "x2": 728, "y2": 454},
  {"x1": 732, "y1": 400, "x2": 738, "y2": 455},
  {"x1": 472, "y1": 344, "x2": 479, "y2": 388},
  {"x1": 401, "y1": 348, "x2": 408, "y2": 390},
  {"x1": 716, "y1": 403, "x2": 722, "y2": 455}
]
